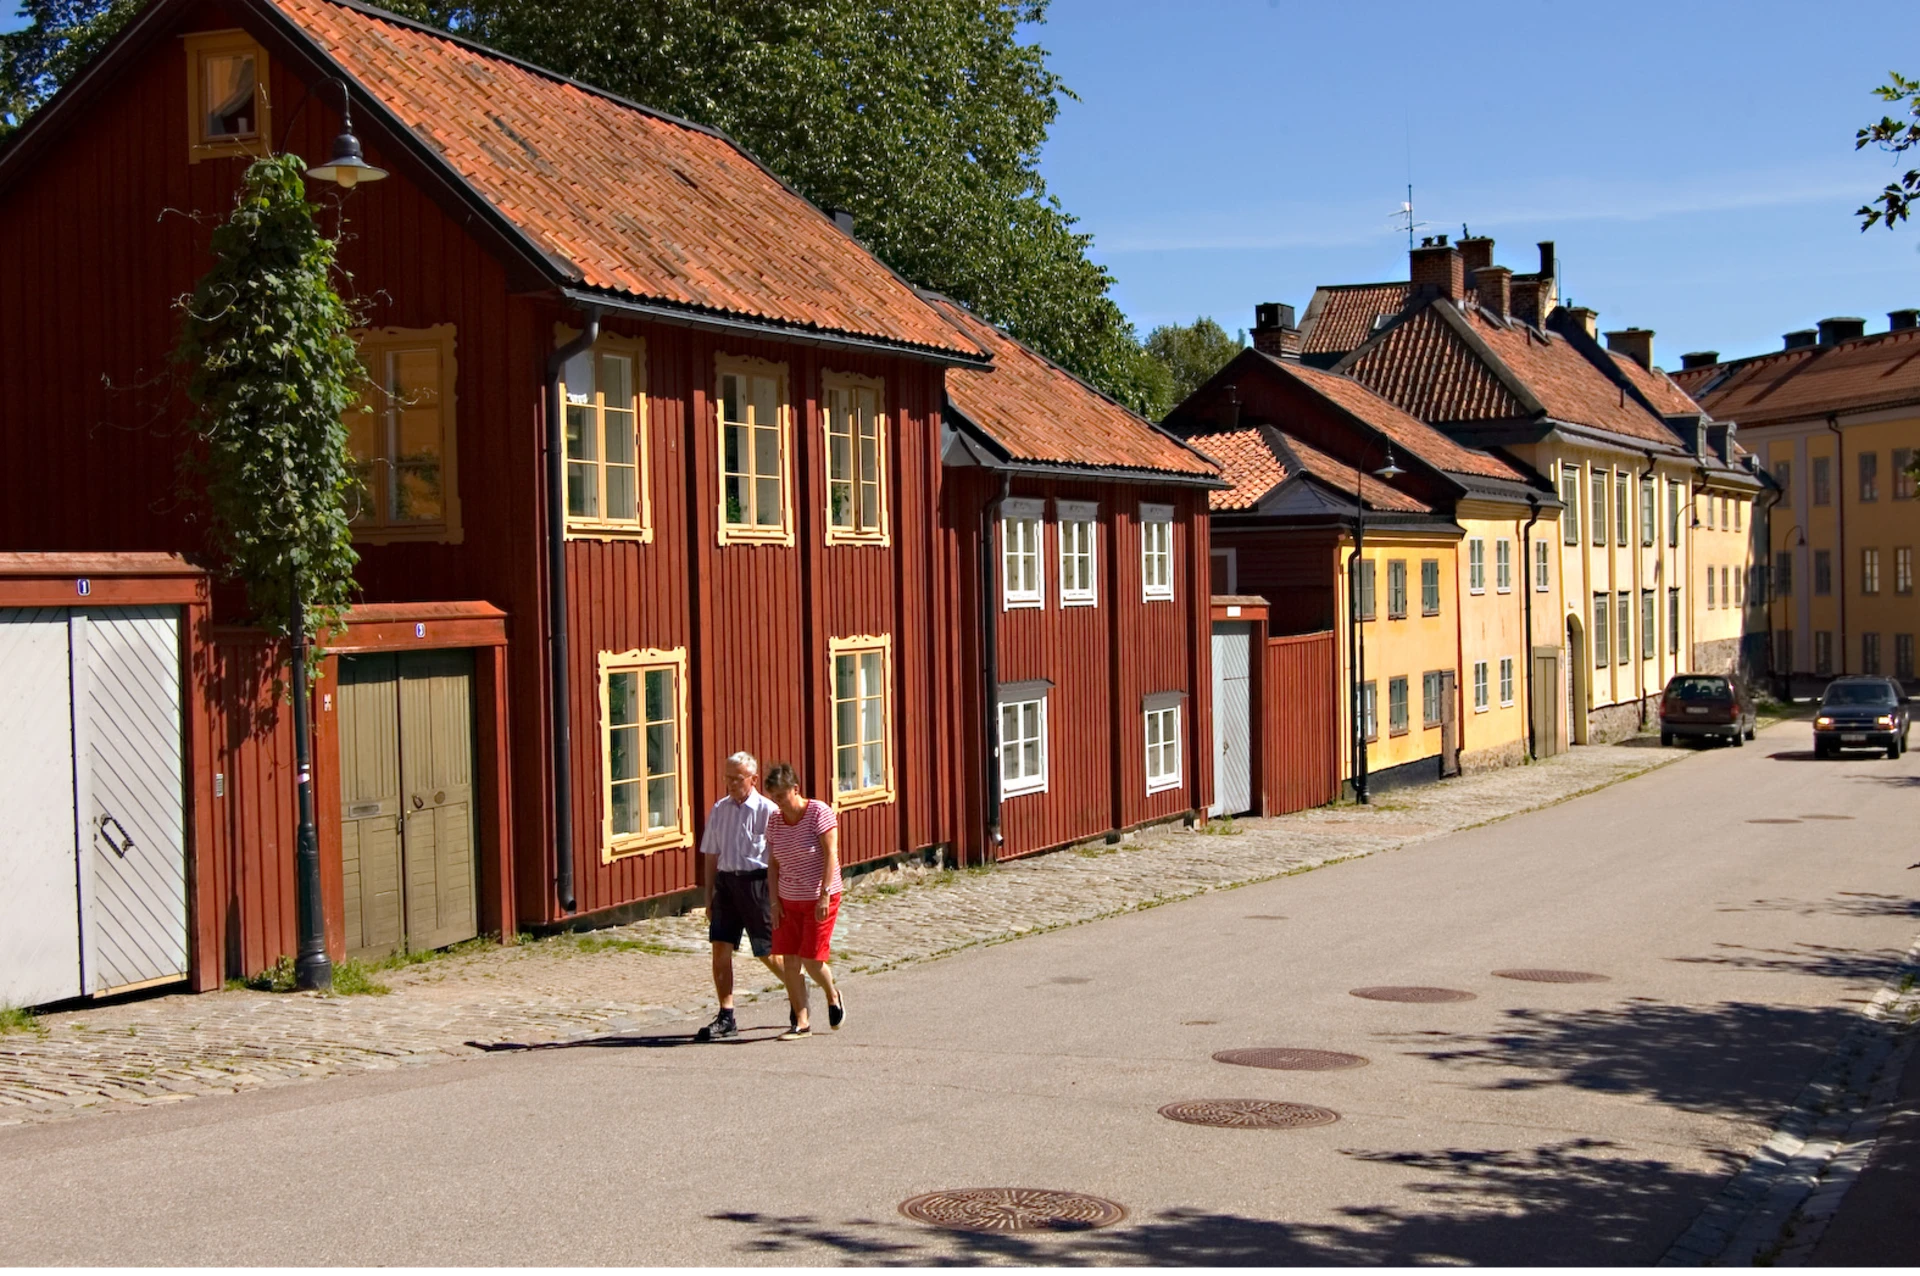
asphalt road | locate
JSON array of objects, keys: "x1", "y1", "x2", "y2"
[{"x1": 4, "y1": 720, "x2": 1916, "y2": 1266}]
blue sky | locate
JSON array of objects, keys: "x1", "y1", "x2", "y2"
[{"x1": 6, "y1": 0, "x2": 1912, "y2": 367}]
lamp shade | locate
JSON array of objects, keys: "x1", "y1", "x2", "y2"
[{"x1": 306, "y1": 129, "x2": 387, "y2": 188}]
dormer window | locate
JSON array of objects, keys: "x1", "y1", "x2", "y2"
[{"x1": 186, "y1": 32, "x2": 271, "y2": 161}]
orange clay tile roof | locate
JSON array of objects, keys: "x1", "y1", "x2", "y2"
[
  {"x1": 1686, "y1": 330, "x2": 1920, "y2": 427},
  {"x1": 1465, "y1": 312, "x2": 1681, "y2": 445},
  {"x1": 1270, "y1": 356, "x2": 1525, "y2": 482},
  {"x1": 925, "y1": 295, "x2": 1218, "y2": 476},
  {"x1": 1606, "y1": 350, "x2": 1708, "y2": 418},
  {"x1": 1300, "y1": 283, "x2": 1412, "y2": 356},
  {"x1": 1193, "y1": 427, "x2": 1429, "y2": 513},
  {"x1": 274, "y1": 0, "x2": 977, "y2": 357},
  {"x1": 1667, "y1": 363, "x2": 1721, "y2": 397},
  {"x1": 1342, "y1": 307, "x2": 1527, "y2": 422}
]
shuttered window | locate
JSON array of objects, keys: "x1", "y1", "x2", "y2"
[
  {"x1": 1468, "y1": 539, "x2": 1486, "y2": 593},
  {"x1": 1496, "y1": 539, "x2": 1512, "y2": 593},
  {"x1": 1561, "y1": 463, "x2": 1582, "y2": 544},
  {"x1": 1388, "y1": 676, "x2": 1409, "y2": 735},
  {"x1": 1422, "y1": 558, "x2": 1441, "y2": 614},
  {"x1": 824, "y1": 373, "x2": 887, "y2": 544},
  {"x1": 717, "y1": 357, "x2": 791, "y2": 544},
  {"x1": 600, "y1": 648, "x2": 691, "y2": 858},
  {"x1": 1499, "y1": 657, "x2": 1515, "y2": 706},
  {"x1": 830, "y1": 635, "x2": 894, "y2": 809}
]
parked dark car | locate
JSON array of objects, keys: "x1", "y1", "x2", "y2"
[
  {"x1": 1813, "y1": 676, "x2": 1912, "y2": 759},
  {"x1": 1659, "y1": 674, "x2": 1756, "y2": 746}
]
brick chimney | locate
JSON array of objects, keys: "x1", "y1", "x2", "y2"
[
  {"x1": 1251, "y1": 302, "x2": 1300, "y2": 357},
  {"x1": 1679, "y1": 351, "x2": 1720, "y2": 370},
  {"x1": 1458, "y1": 235, "x2": 1495, "y2": 277},
  {"x1": 1561, "y1": 306, "x2": 1598, "y2": 339},
  {"x1": 1510, "y1": 278, "x2": 1548, "y2": 328},
  {"x1": 1817, "y1": 316, "x2": 1866, "y2": 345},
  {"x1": 1604, "y1": 327, "x2": 1654, "y2": 370},
  {"x1": 1410, "y1": 235, "x2": 1464, "y2": 300},
  {"x1": 1473, "y1": 266, "x2": 1512, "y2": 321},
  {"x1": 1890, "y1": 309, "x2": 1919, "y2": 332}
]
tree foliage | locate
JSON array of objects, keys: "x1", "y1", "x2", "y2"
[
  {"x1": 176, "y1": 155, "x2": 363, "y2": 651},
  {"x1": 0, "y1": 0, "x2": 141, "y2": 136},
  {"x1": 1142, "y1": 317, "x2": 1245, "y2": 416},
  {"x1": 1857, "y1": 70, "x2": 1920, "y2": 231}
]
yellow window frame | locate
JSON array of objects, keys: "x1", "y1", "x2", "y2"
[
  {"x1": 715, "y1": 354, "x2": 794, "y2": 546},
  {"x1": 822, "y1": 370, "x2": 890, "y2": 546},
  {"x1": 827, "y1": 633, "x2": 896, "y2": 810},
  {"x1": 560, "y1": 331, "x2": 651, "y2": 541},
  {"x1": 347, "y1": 324, "x2": 462, "y2": 545},
  {"x1": 598, "y1": 647, "x2": 693, "y2": 860},
  {"x1": 184, "y1": 30, "x2": 271, "y2": 162}
]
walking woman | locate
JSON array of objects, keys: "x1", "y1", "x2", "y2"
[{"x1": 762, "y1": 763, "x2": 845, "y2": 1040}]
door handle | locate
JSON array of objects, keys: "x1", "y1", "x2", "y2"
[{"x1": 98, "y1": 814, "x2": 134, "y2": 857}]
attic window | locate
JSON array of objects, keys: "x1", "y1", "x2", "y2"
[{"x1": 185, "y1": 31, "x2": 270, "y2": 161}]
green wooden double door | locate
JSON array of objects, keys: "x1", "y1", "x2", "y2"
[{"x1": 337, "y1": 651, "x2": 479, "y2": 959}]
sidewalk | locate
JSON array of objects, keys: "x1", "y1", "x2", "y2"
[
  {"x1": 0, "y1": 743, "x2": 1680, "y2": 1129},
  {"x1": 1809, "y1": 1029, "x2": 1920, "y2": 1265}
]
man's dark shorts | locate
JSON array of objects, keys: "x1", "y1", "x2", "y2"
[{"x1": 709, "y1": 869, "x2": 773, "y2": 958}]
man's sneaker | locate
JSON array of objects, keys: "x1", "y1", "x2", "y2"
[
  {"x1": 695, "y1": 1011, "x2": 738, "y2": 1042},
  {"x1": 827, "y1": 995, "x2": 845, "y2": 1031},
  {"x1": 778, "y1": 1023, "x2": 811, "y2": 1041}
]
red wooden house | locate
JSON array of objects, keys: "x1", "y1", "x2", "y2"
[
  {"x1": 925, "y1": 295, "x2": 1223, "y2": 860},
  {"x1": 0, "y1": 0, "x2": 994, "y2": 994}
]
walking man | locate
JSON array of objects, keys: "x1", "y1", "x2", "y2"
[{"x1": 695, "y1": 751, "x2": 782, "y2": 1042}]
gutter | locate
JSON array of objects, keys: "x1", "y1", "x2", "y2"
[
  {"x1": 1522, "y1": 495, "x2": 1541, "y2": 758},
  {"x1": 545, "y1": 308, "x2": 601, "y2": 914}
]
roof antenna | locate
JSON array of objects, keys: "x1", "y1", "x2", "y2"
[{"x1": 1392, "y1": 184, "x2": 1428, "y2": 250}]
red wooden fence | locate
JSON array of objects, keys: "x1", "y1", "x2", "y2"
[{"x1": 1264, "y1": 630, "x2": 1340, "y2": 815}]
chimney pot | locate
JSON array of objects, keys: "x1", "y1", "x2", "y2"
[
  {"x1": 1409, "y1": 241, "x2": 1465, "y2": 301},
  {"x1": 1537, "y1": 241, "x2": 1556, "y2": 280},
  {"x1": 1473, "y1": 265, "x2": 1512, "y2": 321},
  {"x1": 1459, "y1": 235, "x2": 1494, "y2": 276},
  {"x1": 1679, "y1": 351, "x2": 1721, "y2": 370},
  {"x1": 1252, "y1": 302, "x2": 1300, "y2": 358},
  {"x1": 1783, "y1": 328, "x2": 1817, "y2": 350},
  {"x1": 830, "y1": 207, "x2": 855, "y2": 235},
  {"x1": 1890, "y1": 308, "x2": 1920, "y2": 331},
  {"x1": 1604, "y1": 326, "x2": 1655, "y2": 370},
  {"x1": 1817, "y1": 316, "x2": 1866, "y2": 345}
]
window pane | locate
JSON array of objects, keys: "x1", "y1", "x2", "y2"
[
  {"x1": 720, "y1": 374, "x2": 742, "y2": 426},
  {"x1": 568, "y1": 462, "x2": 596, "y2": 519},
  {"x1": 837, "y1": 743, "x2": 859, "y2": 793},
  {"x1": 204, "y1": 53, "x2": 257, "y2": 138},
  {"x1": 752, "y1": 374, "x2": 778, "y2": 431},
  {"x1": 755, "y1": 477, "x2": 782, "y2": 526},
  {"x1": 647, "y1": 776, "x2": 676, "y2": 831},
  {"x1": 834, "y1": 654, "x2": 856, "y2": 702},
  {"x1": 603, "y1": 406, "x2": 635, "y2": 467},
  {"x1": 611, "y1": 779, "x2": 638, "y2": 836},
  {"x1": 863, "y1": 741, "x2": 886, "y2": 789},
  {"x1": 609, "y1": 725, "x2": 638, "y2": 783},
  {"x1": 646, "y1": 721, "x2": 674, "y2": 776},
  {"x1": 605, "y1": 464, "x2": 637, "y2": 522},
  {"x1": 599, "y1": 353, "x2": 630, "y2": 409},
  {"x1": 862, "y1": 696, "x2": 884, "y2": 750},
  {"x1": 860, "y1": 651, "x2": 884, "y2": 696},
  {"x1": 723, "y1": 421, "x2": 744, "y2": 474},
  {"x1": 608, "y1": 671, "x2": 636, "y2": 725}
]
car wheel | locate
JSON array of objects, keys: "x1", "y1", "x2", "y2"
[
  {"x1": 1815, "y1": 742, "x2": 1832, "y2": 759},
  {"x1": 1890, "y1": 740, "x2": 1903, "y2": 760},
  {"x1": 1734, "y1": 731, "x2": 1745, "y2": 747},
  {"x1": 1745, "y1": 724, "x2": 1756, "y2": 740},
  {"x1": 1660, "y1": 731, "x2": 1672, "y2": 747}
]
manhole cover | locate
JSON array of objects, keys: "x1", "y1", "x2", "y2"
[
  {"x1": 1748, "y1": 818, "x2": 1802, "y2": 825},
  {"x1": 898, "y1": 1188, "x2": 1127, "y2": 1233},
  {"x1": 1212, "y1": 1047, "x2": 1369, "y2": 1071},
  {"x1": 1799, "y1": 814, "x2": 1854, "y2": 821},
  {"x1": 1492, "y1": 969, "x2": 1611, "y2": 984},
  {"x1": 1159, "y1": 1099, "x2": 1340, "y2": 1129},
  {"x1": 1350, "y1": 986, "x2": 1476, "y2": 1003}
]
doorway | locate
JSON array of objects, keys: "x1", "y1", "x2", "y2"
[
  {"x1": 1566, "y1": 616, "x2": 1589, "y2": 745},
  {"x1": 1210, "y1": 622, "x2": 1253, "y2": 816},
  {"x1": 337, "y1": 650, "x2": 478, "y2": 959}
]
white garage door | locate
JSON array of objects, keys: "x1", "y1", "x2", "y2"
[{"x1": 0, "y1": 609, "x2": 84, "y2": 1008}]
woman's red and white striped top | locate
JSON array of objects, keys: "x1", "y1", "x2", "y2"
[{"x1": 767, "y1": 799, "x2": 841, "y2": 901}]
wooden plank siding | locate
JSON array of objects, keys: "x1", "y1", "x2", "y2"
[
  {"x1": 1264, "y1": 631, "x2": 1342, "y2": 815},
  {"x1": 941, "y1": 471, "x2": 1213, "y2": 861}
]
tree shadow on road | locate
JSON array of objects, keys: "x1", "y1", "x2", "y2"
[
  {"x1": 704, "y1": 1137, "x2": 1730, "y2": 1265},
  {"x1": 1715, "y1": 892, "x2": 1920, "y2": 920},
  {"x1": 1386, "y1": 998, "x2": 1860, "y2": 1124},
  {"x1": 1668, "y1": 940, "x2": 1909, "y2": 985}
]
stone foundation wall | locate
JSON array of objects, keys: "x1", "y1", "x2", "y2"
[
  {"x1": 1692, "y1": 638, "x2": 1742, "y2": 677},
  {"x1": 1585, "y1": 697, "x2": 1653, "y2": 744},
  {"x1": 1460, "y1": 736, "x2": 1528, "y2": 774}
]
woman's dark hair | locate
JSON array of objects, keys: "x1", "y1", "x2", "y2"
[{"x1": 762, "y1": 762, "x2": 800, "y2": 794}]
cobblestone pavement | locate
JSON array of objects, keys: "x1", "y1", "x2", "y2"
[{"x1": 0, "y1": 742, "x2": 1681, "y2": 1129}]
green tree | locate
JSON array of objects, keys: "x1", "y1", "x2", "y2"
[
  {"x1": 176, "y1": 154, "x2": 363, "y2": 650},
  {"x1": 3, "y1": 0, "x2": 1162, "y2": 409},
  {"x1": 1142, "y1": 317, "x2": 1245, "y2": 415},
  {"x1": 1857, "y1": 70, "x2": 1920, "y2": 231}
]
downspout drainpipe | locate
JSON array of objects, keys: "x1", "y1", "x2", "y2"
[
  {"x1": 1522, "y1": 495, "x2": 1541, "y2": 759},
  {"x1": 1826, "y1": 415, "x2": 1846, "y2": 676},
  {"x1": 1758, "y1": 481, "x2": 1783, "y2": 695},
  {"x1": 979, "y1": 473, "x2": 1010, "y2": 862},
  {"x1": 546, "y1": 308, "x2": 600, "y2": 914},
  {"x1": 1638, "y1": 450, "x2": 1657, "y2": 727}
]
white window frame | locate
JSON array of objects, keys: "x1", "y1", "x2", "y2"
[
  {"x1": 1001, "y1": 498, "x2": 1045, "y2": 609},
  {"x1": 997, "y1": 687, "x2": 1049, "y2": 799},
  {"x1": 1499, "y1": 656, "x2": 1514, "y2": 707},
  {"x1": 1473, "y1": 660, "x2": 1490, "y2": 712},
  {"x1": 1144, "y1": 697, "x2": 1183, "y2": 793},
  {"x1": 1140, "y1": 503, "x2": 1175, "y2": 602},
  {"x1": 1057, "y1": 500, "x2": 1098, "y2": 607},
  {"x1": 1468, "y1": 538, "x2": 1487, "y2": 594},
  {"x1": 1495, "y1": 538, "x2": 1512, "y2": 593}
]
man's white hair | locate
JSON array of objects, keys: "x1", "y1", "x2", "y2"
[{"x1": 726, "y1": 750, "x2": 759, "y2": 776}]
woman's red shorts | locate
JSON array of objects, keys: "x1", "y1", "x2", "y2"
[{"x1": 772, "y1": 892, "x2": 840, "y2": 961}]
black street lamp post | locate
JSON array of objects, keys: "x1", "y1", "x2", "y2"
[{"x1": 1350, "y1": 444, "x2": 1404, "y2": 805}]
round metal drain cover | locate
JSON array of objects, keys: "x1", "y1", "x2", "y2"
[
  {"x1": 899, "y1": 1188, "x2": 1127, "y2": 1233},
  {"x1": 1160, "y1": 1099, "x2": 1340, "y2": 1129},
  {"x1": 1748, "y1": 818, "x2": 1802, "y2": 825},
  {"x1": 1212, "y1": 1047, "x2": 1369, "y2": 1071},
  {"x1": 1492, "y1": 968, "x2": 1611, "y2": 984},
  {"x1": 1350, "y1": 986, "x2": 1476, "y2": 1003}
]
